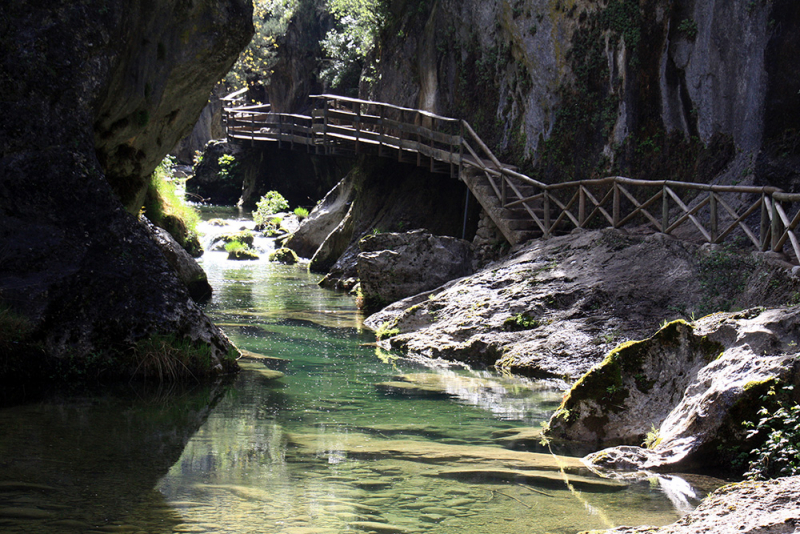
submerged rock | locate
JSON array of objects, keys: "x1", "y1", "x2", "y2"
[
  {"x1": 549, "y1": 307, "x2": 800, "y2": 471},
  {"x1": 357, "y1": 229, "x2": 473, "y2": 308}
]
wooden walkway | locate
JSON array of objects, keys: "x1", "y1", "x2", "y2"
[{"x1": 225, "y1": 94, "x2": 800, "y2": 262}]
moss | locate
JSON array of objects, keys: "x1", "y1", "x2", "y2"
[
  {"x1": 375, "y1": 320, "x2": 400, "y2": 340},
  {"x1": 269, "y1": 247, "x2": 299, "y2": 264},
  {"x1": 558, "y1": 320, "x2": 724, "y2": 421}
]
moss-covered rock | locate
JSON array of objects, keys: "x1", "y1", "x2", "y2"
[
  {"x1": 548, "y1": 320, "x2": 724, "y2": 447},
  {"x1": 551, "y1": 307, "x2": 800, "y2": 472},
  {"x1": 228, "y1": 248, "x2": 260, "y2": 261},
  {"x1": 268, "y1": 247, "x2": 299, "y2": 264}
]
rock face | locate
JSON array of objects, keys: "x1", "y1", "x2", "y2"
[
  {"x1": 357, "y1": 230, "x2": 473, "y2": 307},
  {"x1": 143, "y1": 219, "x2": 213, "y2": 302},
  {"x1": 366, "y1": 0, "x2": 800, "y2": 192},
  {"x1": 0, "y1": 0, "x2": 252, "y2": 382},
  {"x1": 548, "y1": 307, "x2": 800, "y2": 471},
  {"x1": 189, "y1": 139, "x2": 247, "y2": 205},
  {"x1": 592, "y1": 476, "x2": 800, "y2": 534},
  {"x1": 301, "y1": 158, "x2": 477, "y2": 286},
  {"x1": 364, "y1": 229, "x2": 800, "y2": 378},
  {"x1": 285, "y1": 173, "x2": 357, "y2": 259},
  {"x1": 171, "y1": 84, "x2": 227, "y2": 164}
]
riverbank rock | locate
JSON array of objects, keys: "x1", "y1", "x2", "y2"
[
  {"x1": 548, "y1": 307, "x2": 800, "y2": 471},
  {"x1": 143, "y1": 218, "x2": 212, "y2": 302},
  {"x1": 0, "y1": 0, "x2": 251, "y2": 384},
  {"x1": 269, "y1": 247, "x2": 299, "y2": 264},
  {"x1": 365, "y1": 228, "x2": 800, "y2": 379},
  {"x1": 300, "y1": 158, "x2": 469, "y2": 285},
  {"x1": 586, "y1": 476, "x2": 800, "y2": 534},
  {"x1": 357, "y1": 230, "x2": 473, "y2": 308}
]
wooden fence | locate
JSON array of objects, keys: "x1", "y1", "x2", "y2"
[{"x1": 224, "y1": 93, "x2": 800, "y2": 262}]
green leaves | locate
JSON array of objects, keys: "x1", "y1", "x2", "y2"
[{"x1": 253, "y1": 191, "x2": 289, "y2": 225}]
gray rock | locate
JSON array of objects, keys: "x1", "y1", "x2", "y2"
[
  {"x1": 0, "y1": 0, "x2": 250, "y2": 380},
  {"x1": 143, "y1": 218, "x2": 212, "y2": 302},
  {"x1": 365, "y1": 229, "x2": 800, "y2": 379},
  {"x1": 588, "y1": 476, "x2": 800, "y2": 534},
  {"x1": 357, "y1": 229, "x2": 473, "y2": 307},
  {"x1": 551, "y1": 307, "x2": 800, "y2": 471},
  {"x1": 287, "y1": 174, "x2": 355, "y2": 260}
]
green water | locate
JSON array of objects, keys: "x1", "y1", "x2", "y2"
[{"x1": 0, "y1": 215, "x2": 721, "y2": 533}]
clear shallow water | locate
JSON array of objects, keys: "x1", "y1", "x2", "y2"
[{"x1": 0, "y1": 215, "x2": 722, "y2": 533}]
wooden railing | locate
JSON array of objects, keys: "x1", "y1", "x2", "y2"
[{"x1": 224, "y1": 93, "x2": 800, "y2": 262}]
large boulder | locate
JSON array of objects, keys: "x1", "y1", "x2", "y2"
[
  {"x1": 547, "y1": 307, "x2": 800, "y2": 471},
  {"x1": 143, "y1": 218, "x2": 212, "y2": 302},
  {"x1": 286, "y1": 173, "x2": 356, "y2": 259},
  {"x1": 357, "y1": 229, "x2": 473, "y2": 308},
  {"x1": 364, "y1": 229, "x2": 800, "y2": 378},
  {"x1": 0, "y1": 0, "x2": 252, "y2": 383}
]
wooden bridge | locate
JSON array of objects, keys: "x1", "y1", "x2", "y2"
[{"x1": 224, "y1": 93, "x2": 800, "y2": 263}]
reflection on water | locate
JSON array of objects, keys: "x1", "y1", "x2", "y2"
[{"x1": 0, "y1": 214, "x2": 722, "y2": 533}]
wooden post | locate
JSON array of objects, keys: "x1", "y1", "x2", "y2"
[
  {"x1": 323, "y1": 100, "x2": 329, "y2": 155},
  {"x1": 761, "y1": 193, "x2": 770, "y2": 251},
  {"x1": 709, "y1": 192, "x2": 718, "y2": 243},
  {"x1": 579, "y1": 186, "x2": 586, "y2": 227},
  {"x1": 612, "y1": 181, "x2": 620, "y2": 227},
  {"x1": 543, "y1": 191, "x2": 551, "y2": 238},
  {"x1": 355, "y1": 102, "x2": 361, "y2": 154},
  {"x1": 662, "y1": 186, "x2": 669, "y2": 233},
  {"x1": 772, "y1": 195, "x2": 783, "y2": 251},
  {"x1": 378, "y1": 105, "x2": 385, "y2": 158},
  {"x1": 458, "y1": 122, "x2": 465, "y2": 181}
]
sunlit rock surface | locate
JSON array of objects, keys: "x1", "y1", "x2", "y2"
[
  {"x1": 552, "y1": 307, "x2": 800, "y2": 471},
  {"x1": 588, "y1": 476, "x2": 800, "y2": 534},
  {"x1": 365, "y1": 229, "x2": 799, "y2": 379},
  {"x1": 357, "y1": 229, "x2": 473, "y2": 307}
]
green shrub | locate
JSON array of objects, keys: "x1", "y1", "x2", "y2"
[
  {"x1": 224, "y1": 240, "x2": 247, "y2": 253},
  {"x1": 253, "y1": 191, "x2": 289, "y2": 225},
  {"x1": 143, "y1": 156, "x2": 202, "y2": 255},
  {"x1": 294, "y1": 207, "x2": 309, "y2": 219},
  {"x1": 743, "y1": 385, "x2": 800, "y2": 480},
  {"x1": 217, "y1": 154, "x2": 240, "y2": 181}
]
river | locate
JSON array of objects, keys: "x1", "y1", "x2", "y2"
[{"x1": 0, "y1": 211, "x2": 723, "y2": 533}]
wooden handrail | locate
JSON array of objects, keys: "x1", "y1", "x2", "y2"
[{"x1": 223, "y1": 94, "x2": 800, "y2": 263}]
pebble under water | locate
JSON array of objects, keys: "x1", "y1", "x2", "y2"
[{"x1": 0, "y1": 213, "x2": 724, "y2": 533}]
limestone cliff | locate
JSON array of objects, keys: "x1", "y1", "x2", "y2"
[
  {"x1": 0, "y1": 0, "x2": 252, "y2": 384},
  {"x1": 368, "y1": 0, "x2": 800, "y2": 189}
]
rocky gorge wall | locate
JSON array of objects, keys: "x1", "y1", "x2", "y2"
[
  {"x1": 368, "y1": 0, "x2": 800, "y2": 189},
  {"x1": 0, "y1": 0, "x2": 252, "y2": 384}
]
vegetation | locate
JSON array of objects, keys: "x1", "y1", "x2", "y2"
[
  {"x1": 225, "y1": 0, "x2": 298, "y2": 91},
  {"x1": 743, "y1": 385, "x2": 800, "y2": 480},
  {"x1": 320, "y1": 0, "x2": 387, "y2": 92},
  {"x1": 253, "y1": 190, "x2": 289, "y2": 225},
  {"x1": 294, "y1": 207, "x2": 310, "y2": 219},
  {"x1": 375, "y1": 320, "x2": 400, "y2": 340},
  {"x1": 217, "y1": 154, "x2": 240, "y2": 181},
  {"x1": 269, "y1": 247, "x2": 299, "y2": 264},
  {"x1": 503, "y1": 313, "x2": 541, "y2": 331},
  {"x1": 143, "y1": 156, "x2": 203, "y2": 257}
]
